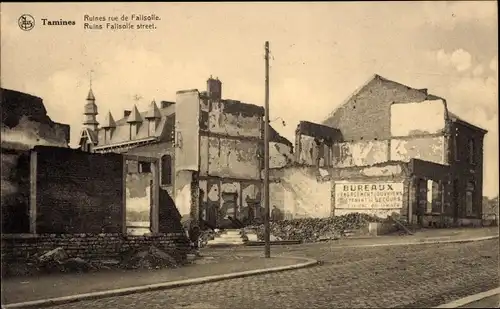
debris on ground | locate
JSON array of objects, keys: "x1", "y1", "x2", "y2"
[
  {"x1": 199, "y1": 229, "x2": 224, "y2": 248},
  {"x1": 35, "y1": 247, "x2": 98, "y2": 274},
  {"x1": 251, "y1": 213, "x2": 386, "y2": 243},
  {"x1": 38, "y1": 247, "x2": 68, "y2": 264},
  {"x1": 1, "y1": 247, "x2": 100, "y2": 277},
  {"x1": 4, "y1": 244, "x2": 191, "y2": 278},
  {"x1": 62, "y1": 257, "x2": 96, "y2": 273},
  {"x1": 121, "y1": 245, "x2": 180, "y2": 270},
  {"x1": 3, "y1": 262, "x2": 38, "y2": 277}
]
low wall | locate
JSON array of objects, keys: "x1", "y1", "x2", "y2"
[
  {"x1": 1, "y1": 148, "x2": 30, "y2": 233},
  {"x1": 420, "y1": 215, "x2": 483, "y2": 228},
  {"x1": 368, "y1": 222, "x2": 399, "y2": 236},
  {"x1": 1, "y1": 232, "x2": 190, "y2": 264},
  {"x1": 34, "y1": 146, "x2": 125, "y2": 234}
]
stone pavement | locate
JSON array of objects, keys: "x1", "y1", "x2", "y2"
[
  {"x1": 2, "y1": 227, "x2": 497, "y2": 309},
  {"x1": 36, "y1": 238, "x2": 499, "y2": 309},
  {"x1": 405, "y1": 226, "x2": 498, "y2": 239},
  {"x1": 1, "y1": 255, "x2": 306, "y2": 305}
]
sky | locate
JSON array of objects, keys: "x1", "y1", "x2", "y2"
[{"x1": 1, "y1": 2, "x2": 498, "y2": 197}]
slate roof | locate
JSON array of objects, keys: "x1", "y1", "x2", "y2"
[
  {"x1": 126, "y1": 105, "x2": 143, "y2": 123},
  {"x1": 447, "y1": 111, "x2": 488, "y2": 134},
  {"x1": 101, "y1": 111, "x2": 116, "y2": 128},
  {"x1": 95, "y1": 103, "x2": 175, "y2": 147},
  {"x1": 79, "y1": 127, "x2": 98, "y2": 145},
  {"x1": 93, "y1": 99, "x2": 290, "y2": 149},
  {"x1": 145, "y1": 100, "x2": 162, "y2": 119}
]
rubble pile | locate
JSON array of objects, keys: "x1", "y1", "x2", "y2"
[
  {"x1": 252, "y1": 213, "x2": 385, "y2": 242},
  {"x1": 3, "y1": 244, "x2": 190, "y2": 277},
  {"x1": 37, "y1": 247, "x2": 97, "y2": 273},
  {"x1": 199, "y1": 229, "x2": 225, "y2": 247},
  {"x1": 1, "y1": 247, "x2": 98, "y2": 277},
  {"x1": 120, "y1": 245, "x2": 181, "y2": 270}
]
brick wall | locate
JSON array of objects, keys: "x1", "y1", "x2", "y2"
[
  {"x1": 449, "y1": 121, "x2": 485, "y2": 219},
  {"x1": 1, "y1": 233, "x2": 190, "y2": 264},
  {"x1": 322, "y1": 75, "x2": 432, "y2": 141},
  {"x1": 35, "y1": 146, "x2": 124, "y2": 234},
  {"x1": 1, "y1": 148, "x2": 30, "y2": 233},
  {"x1": 159, "y1": 188, "x2": 184, "y2": 233}
]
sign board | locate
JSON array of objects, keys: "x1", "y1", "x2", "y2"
[{"x1": 334, "y1": 182, "x2": 404, "y2": 209}]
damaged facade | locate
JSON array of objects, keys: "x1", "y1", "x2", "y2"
[
  {"x1": 1, "y1": 88, "x2": 70, "y2": 150},
  {"x1": 270, "y1": 74, "x2": 487, "y2": 227},
  {"x1": 1, "y1": 88, "x2": 71, "y2": 233},
  {"x1": 79, "y1": 77, "x2": 292, "y2": 229},
  {"x1": 1, "y1": 88, "x2": 190, "y2": 265}
]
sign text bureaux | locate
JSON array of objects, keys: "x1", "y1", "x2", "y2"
[{"x1": 334, "y1": 182, "x2": 404, "y2": 209}]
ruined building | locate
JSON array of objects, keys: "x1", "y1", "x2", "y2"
[
  {"x1": 77, "y1": 73, "x2": 485, "y2": 228},
  {"x1": 1, "y1": 88, "x2": 70, "y2": 233},
  {"x1": 78, "y1": 77, "x2": 292, "y2": 228},
  {"x1": 270, "y1": 74, "x2": 487, "y2": 227},
  {"x1": 1, "y1": 88, "x2": 70, "y2": 150}
]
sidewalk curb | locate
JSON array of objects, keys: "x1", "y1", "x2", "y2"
[
  {"x1": 202, "y1": 235, "x2": 499, "y2": 253},
  {"x1": 433, "y1": 287, "x2": 500, "y2": 308},
  {"x1": 1, "y1": 256, "x2": 319, "y2": 309},
  {"x1": 334, "y1": 235, "x2": 499, "y2": 249}
]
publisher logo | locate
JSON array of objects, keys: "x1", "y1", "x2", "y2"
[{"x1": 18, "y1": 14, "x2": 35, "y2": 31}]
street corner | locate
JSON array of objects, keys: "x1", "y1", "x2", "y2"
[{"x1": 1, "y1": 253, "x2": 318, "y2": 309}]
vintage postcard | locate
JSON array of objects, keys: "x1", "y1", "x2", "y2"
[{"x1": 1, "y1": 2, "x2": 498, "y2": 309}]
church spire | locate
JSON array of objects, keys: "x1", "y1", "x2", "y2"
[
  {"x1": 83, "y1": 71, "x2": 99, "y2": 130},
  {"x1": 87, "y1": 88, "x2": 95, "y2": 101},
  {"x1": 86, "y1": 70, "x2": 96, "y2": 101}
]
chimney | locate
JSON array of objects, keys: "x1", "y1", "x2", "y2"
[
  {"x1": 207, "y1": 75, "x2": 222, "y2": 100},
  {"x1": 161, "y1": 101, "x2": 175, "y2": 109},
  {"x1": 124, "y1": 110, "x2": 131, "y2": 117}
]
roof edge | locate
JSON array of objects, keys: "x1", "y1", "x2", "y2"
[
  {"x1": 176, "y1": 89, "x2": 199, "y2": 94},
  {"x1": 449, "y1": 113, "x2": 488, "y2": 134},
  {"x1": 322, "y1": 74, "x2": 379, "y2": 123}
]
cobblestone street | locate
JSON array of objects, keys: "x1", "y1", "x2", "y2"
[{"x1": 50, "y1": 239, "x2": 499, "y2": 309}]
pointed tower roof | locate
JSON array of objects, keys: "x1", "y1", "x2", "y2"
[
  {"x1": 87, "y1": 88, "x2": 95, "y2": 101},
  {"x1": 145, "y1": 100, "x2": 161, "y2": 119},
  {"x1": 126, "y1": 105, "x2": 143, "y2": 123},
  {"x1": 102, "y1": 111, "x2": 117, "y2": 128}
]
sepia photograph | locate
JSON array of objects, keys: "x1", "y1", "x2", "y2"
[{"x1": 1, "y1": 2, "x2": 498, "y2": 308}]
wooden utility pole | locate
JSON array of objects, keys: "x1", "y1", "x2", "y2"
[{"x1": 264, "y1": 41, "x2": 271, "y2": 258}]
